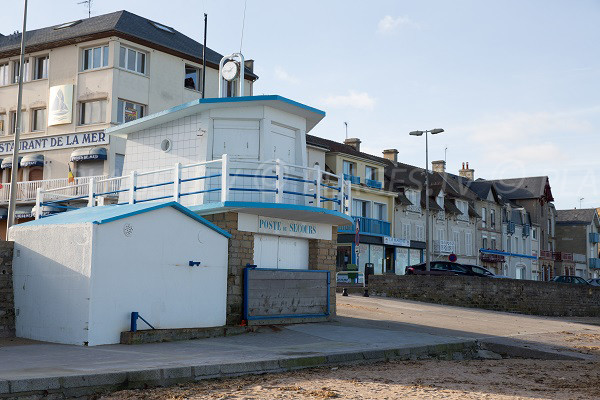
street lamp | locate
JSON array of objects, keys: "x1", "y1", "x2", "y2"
[{"x1": 409, "y1": 128, "x2": 445, "y2": 272}]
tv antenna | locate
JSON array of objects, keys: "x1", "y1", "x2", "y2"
[
  {"x1": 344, "y1": 121, "x2": 348, "y2": 139},
  {"x1": 77, "y1": 0, "x2": 92, "y2": 18}
]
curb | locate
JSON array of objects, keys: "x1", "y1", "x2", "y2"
[{"x1": 0, "y1": 340, "x2": 478, "y2": 398}]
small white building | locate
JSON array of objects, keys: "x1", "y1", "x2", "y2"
[{"x1": 9, "y1": 201, "x2": 230, "y2": 346}]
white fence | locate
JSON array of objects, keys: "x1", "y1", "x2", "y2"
[
  {"x1": 35, "y1": 155, "x2": 352, "y2": 219},
  {"x1": 0, "y1": 175, "x2": 108, "y2": 204}
]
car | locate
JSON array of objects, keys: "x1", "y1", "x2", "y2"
[
  {"x1": 405, "y1": 261, "x2": 470, "y2": 276},
  {"x1": 552, "y1": 276, "x2": 590, "y2": 285},
  {"x1": 587, "y1": 278, "x2": 600, "y2": 287},
  {"x1": 461, "y1": 264, "x2": 496, "y2": 278}
]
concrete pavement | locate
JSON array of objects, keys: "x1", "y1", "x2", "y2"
[{"x1": 1, "y1": 294, "x2": 599, "y2": 398}]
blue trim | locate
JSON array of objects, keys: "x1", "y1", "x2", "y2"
[
  {"x1": 479, "y1": 248, "x2": 537, "y2": 260},
  {"x1": 106, "y1": 95, "x2": 326, "y2": 135},
  {"x1": 189, "y1": 201, "x2": 354, "y2": 224}
]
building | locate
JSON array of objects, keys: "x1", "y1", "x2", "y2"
[
  {"x1": 0, "y1": 10, "x2": 257, "y2": 236},
  {"x1": 555, "y1": 208, "x2": 600, "y2": 279},
  {"x1": 304, "y1": 135, "x2": 397, "y2": 275}
]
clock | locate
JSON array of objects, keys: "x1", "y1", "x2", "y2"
[{"x1": 222, "y1": 61, "x2": 239, "y2": 81}]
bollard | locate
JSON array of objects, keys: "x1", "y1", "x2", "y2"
[
  {"x1": 363, "y1": 288, "x2": 369, "y2": 297},
  {"x1": 342, "y1": 288, "x2": 348, "y2": 296}
]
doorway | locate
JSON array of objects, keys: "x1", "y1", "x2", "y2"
[{"x1": 385, "y1": 247, "x2": 395, "y2": 273}]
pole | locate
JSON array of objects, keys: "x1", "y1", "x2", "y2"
[
  {"x1": 7, "y1": 0, "x2": 28, "y2": 239},
  {"x1": 425, "y1": 131, "x2": 430, "y2": 272},
  {"x1": 201, "y1": 13, "x2": 207, "y2": 99}
]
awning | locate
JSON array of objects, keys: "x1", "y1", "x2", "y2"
[
  {"x1": 15, "y1": 206, "x2": 34, "y2": 219},
  {"x1": 70, "y1": 147, "x2": 107, "y2": 162},
  {"x1": 1, "y1": 157, "x2": 22, "y2": 169},
  {"x1": 20, "y1": 154, "x2": 44, "y2": 167}
]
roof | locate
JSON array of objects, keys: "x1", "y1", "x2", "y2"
[
  {"x1": 556, "y1": 208, "x2": 600, "y2": 226},
  {"x1": 14, "y1": 201, "x2": 231, "y2": 238},
  {"x1": 0, "y1": 10, "x2": 257, "y2": 80},
  {"x1": 305, "y1": 135, "x2": 389, "y2": 166},
  {"x1": 484, "y1": 176, "x2": 554, "y2": 202},
  {"x1": 107, "y1": 95, "x2": 326, "y2": 136}
]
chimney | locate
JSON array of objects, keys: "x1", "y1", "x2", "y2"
[
  {"x1": 244, "y1": 59, "x2": 254, "y2": 73},
  {"x1": 459, "y1": 161, "x2": 475, "y2": 180},
  {"x1": 432, "y1": 160, "x2": 446, "y2": 173},
  {"x1": 344, "y1": 137, "x2": 361, "y2": 152},
  {"x1": 382, "y1": 149, "x2": 398, "y2": 163}
]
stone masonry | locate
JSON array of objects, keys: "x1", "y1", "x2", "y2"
[
  {"x1": 0, "y1": 241, "x2": 14, "y2": 338},
  {"x1": 205, "y1": 213, "x2": 338, "y2": 325}
]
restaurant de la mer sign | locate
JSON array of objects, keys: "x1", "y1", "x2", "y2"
[{"x1": 0, "y1": 131, "x2": 107, "y2": 155}]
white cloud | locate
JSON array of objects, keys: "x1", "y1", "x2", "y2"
[
  {"x1": 322, "y1": 90, "x2": 376, "y2": 111},
  {"x1": 377, "y1": 15, "x2": 420, "y2": 34},
  {"x1": 274, "y1": 66, "x2": 299, "y2": 85}
]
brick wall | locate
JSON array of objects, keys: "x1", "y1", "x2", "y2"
[
  {"x1": 370, "y1": 275, "x2": 600, "y2": 317},
  {"x1": 0, "y1": 241, "x2": 14, "y2": 338}
]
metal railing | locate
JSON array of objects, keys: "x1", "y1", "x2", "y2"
[
  {"x1": 35, "y1": 155, "x2": 351, "y2": 219},
  {"x1": 338, "y1": 216, "x2": 391, "y2": 236},
  {"x1": 343, "y1": 174, "x2": 360, "y2": 185},
  {"x1": 433, "y1": 240, "x2": 456, "y2": 254},
  {"x1": 365, "y1": 179, "x2": 382, "y2": 189},
  {"x1": 0, "y1": 175, "x2": 108, "y2": 203}
]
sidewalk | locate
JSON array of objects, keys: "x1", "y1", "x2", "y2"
[{"x1": 1, "y1": 294, "x2": 599, "y2": 398}]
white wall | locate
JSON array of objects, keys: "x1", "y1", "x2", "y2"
[
  {"x1": 88, "y1": 207, "x2": 228, "y2": 345},
  {"x1": 10, "y1": 224, "x2": 94, "y2": 345}
]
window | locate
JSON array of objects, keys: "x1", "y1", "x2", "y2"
[
  {"x1": 416, "y1": 224, "x2": 425, "y2": 241},
  {"x1": 406, "y1": 190, "x2": 420, "y2": 211},
  {"x1": 481, "y1": 207, "x2": 487, "y2": 228},
  {"x1": 83, "y1": 45, "x2": 109, "y2": 70},
  {"x1": 31, "y1": 108, "x2": 46, "y2": 132},
  {"x1": 54, "y1": 20, "x2": 81, "y2": 30},
  {"x1": 523, "y1": 238, "x2": 527, "y2": 255},
  {"x1": 9, "y1": 111, "x2": 26, "y2": 134},
  {"x1": 150, "y1": 21, "x2": 174, "y2": 33},
  {"x1": 343, "y1": 160, "x2": 355, "y2": 176},
  {"x1": 0, "y1": 63, "x2": 9, "y2": 86},
  {"x1": 34, "y1": 56, "x2": 48, "y2": 80},
  {"x1": 365, "y1": 166, "x2": 376, "y2": 181},
  {"x1": 506, "y1": 237, "x2": 512, "y2": 253},
  {"x1": 352, "y1": 199, "x2": 371, "y2": 218},
  {"x1": 79, "y1": 101, "x2": 106, "y2": 125},
  {"x1": 491, "y1": 237, "x2": 497, "y2": 250},
  {"x1": 437, "y1": 228, "x2": 445, "y2": 242},
  {"x1": 466, "y1": 232, "x2": 473, "y2": 256},
  {"x1": 0, "y1": 114, "x2": 5, "y2": 134},
  {"x1": 184, "y1": 65, "x2": 201, "y2": 91},
  {"x1": 373, "y1": 202, "x2": 386, "y2": 220},
  {"x1": 402, "y1": 223, "x2": 410, "y2": 240},
  {"x1": 482, "y1": 236, "x2": 488, "y2": 250},
  {"x1": 490, "y1": 209, "x2": 496, "y2": 228},
  {"x1": 13, "y1": 59, "x2": 30, "y2": 83},
  {"x1": 119, "y1": 46, "x2": 146, "y2": 74},
  {"x1": 117, "y1": 100, "x2": 145, "y2": 124},
  {"x1": 532, "y1": 227, "x2": 537, "y2": 240},
  {"x1": 436, "y1": 193, "x2": 444, "y2": 208},
  {"x1": 453, "y1": 231, "x2": 460, "y2": 254}
]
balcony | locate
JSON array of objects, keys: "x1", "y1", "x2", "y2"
[
  {"x1": 539, "y1": 250, "x2": 553, "y2": 260},
  {"x1": 553, "y1": 252, "x2": 573, "y2": 262},
  {"x1": 365, "y1": 179, "x2": 382, "y2": 189},
  {"x1": 590, "y1": 232, "x2": 600, "y2": 244},
  {"x1": 433, "y1": 240, "x2": 456, "y2": 254},
  {"x1": 590, "y1": 258, "x2": 600, "y2": 269},
  {"x1": 338, "y1": 216, "x2": 390, "y2": 236},
  {"x1": 436, "y1": 210, "x2": 446, "y2": 221},
  {"x1": 0, "y1": 175, "x2": 108, "y2": 204},
  {"x1": 343, "y1": 174, "x2": 360, "y2": 185}
]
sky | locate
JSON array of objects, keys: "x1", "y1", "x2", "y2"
[{"x1": 3, "y1": 0, "x2": 600, "y2": 210}]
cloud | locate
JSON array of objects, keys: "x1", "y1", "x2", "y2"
[
  {"x1": 377, "y1": 15, "x2": 420, "y2": 34},
  {"x1": 322, "y1": 90, "x2": 376, "y2": 110},
  {"x1": 274, "y1": 66, "x2": 299, "y2": 85}
]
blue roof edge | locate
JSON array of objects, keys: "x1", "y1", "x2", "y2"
[{"x1": 105, "y1": 95, "x2": 325, "y2": 135}]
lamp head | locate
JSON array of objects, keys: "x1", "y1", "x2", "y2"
[
  {"x1": 430, "y1": 128, "x2": 444, "y2": 135},
  {"x1": 409, "y1": 131, "x2": 424, "y2": 136}
]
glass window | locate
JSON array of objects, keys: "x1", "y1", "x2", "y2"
[
  {"x1": 79, "y1": 101, "x2": 106, "y2": 125},
  {"x1": 13, "y1": 59, "x2": 29, "y2": 83},
  {"x1": 365, "y1": 166, "x2": 375, "y2": 180},
  {"x1": 490, "y1": 209, "x2": 496, "y2": 228},
  {"x1": 119, "y1": 47, "x2": 126, "y2": 68},
  {"x1": 373, "y1": 203, "x2": 386, "y2": 220},
  {"x1": 31, "y1": 108, "x2": 46, "y2": 131},
  {"x1": 481, "y1": 207, "x2": 487, "y2": 227},
  {"x1": 482, "y1": 237, "x2": 488, "y2": 249},
  {"x1": 127, "y1": 49, "x2": 136, "y2": 71},
  {"x1": 83, "y1": 46, "x2": 109, "y2": 71},
  {"x1": 136, "y1": 52, "x2": 145, "y2": 74},
  {"x1": 9, "y1": 111, "x2": 26, "y2": 134},
  {"x1": 119, "y1": 46, "x2": 147, "y2": 74},
  {"x1": 184, "y1": 65, "x2": 200, "y2": 90},
  {"x1": 117, "y1": 99, "x2": 145, "y2": 124},
  {"x1": 0, "y1": 63, "x2": 9, "y2": 86},
  {"x1": 34, "y1": 56, "x2": 48, "y2": 80},
  {"x1": 343, "y1": 160, "x2": 355, "y2": 176}
]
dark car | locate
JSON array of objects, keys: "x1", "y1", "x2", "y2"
[
  {"x1": 588, "y1": 278, "x2": 600, "y2": 287},
  {"x1": 552, "y1": 276, "x2": 590, "y2": 285},
  {"x1": 405, "y1": 261, "x2": 469, "y2": 276},
  {"x1": 461, "y1": 264, "x2": 496, "y2": 277}
]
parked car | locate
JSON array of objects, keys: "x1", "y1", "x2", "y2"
[
  {"x1": 406, "y1": 262, "x2": 496, "y2": 278},
  {"x1": 552, "y1": 276, "x2": 590, "y2": 285},
  {"x1": 461, "y1": 264, "x2": 496, "y2": 278},
  {"x1": 587, "y1": 278, "x2": 600, "y2": 287}
]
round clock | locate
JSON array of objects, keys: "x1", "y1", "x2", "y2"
[{"x1": 222, "y1": 60, "x2": 239, "y2": 81}]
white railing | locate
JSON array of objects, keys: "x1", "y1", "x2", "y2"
[
  {"x1": 433, "y1": 240, "x2": 456, "y2": 254},
  {"x1": 35, "y1": 155, "x2": 352, "y2": 219},
  {"x1": 0, "y1": 175, "x2": 108, "y2": 203}
]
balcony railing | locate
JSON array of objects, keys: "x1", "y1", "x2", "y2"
[
  {"x1": 590, "y1": 232, "x2": 600, "y2": 244},
  {"x1": 590, "y1": 258, "x2": 600, "y2": 269},
  {"x1": 553, "y1": 252, "x2": 573, "y2": 262},
  {"x1": 338, "y1": 216, "x2": 390, "y2": 236},
  {"x1": 35, "y1": 155, "x2": 351, "y2": 219},
  {"x1": 365, "y1": 179, "x2": 382, "y2": 189},
  {"x1": 433, "y1": 240, "x2": 456, "y2": 254},
  {"x1": 539, "y1": 250, "x2": 553, "y2": 260},
  {"x1": 0, "y1": 175, "x2": 108, "y2": 204},
  {"x1": 343, "y1": 174, "x2": 360, "y2": 185},
  {"x1": 437, "y1": 210, "x2": 446, "y2": 221}
]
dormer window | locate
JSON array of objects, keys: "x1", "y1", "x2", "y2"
[
  {"x1": 54, "y1": 20, "x2": 82, "y2": 30},
  {"x1": 150, "y1": 21, "x2": 174, "y2": 33}
]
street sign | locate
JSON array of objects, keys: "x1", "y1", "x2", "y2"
[{"x1": 448, "y1": 253, "x2": 458, "y2": 262}]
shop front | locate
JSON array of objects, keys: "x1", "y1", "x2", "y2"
[{"x1": 479, "y1": 252, "x2": 506, "y2": 275}]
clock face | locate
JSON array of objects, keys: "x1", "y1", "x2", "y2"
[{"x1": 222, "y1": 61, "x2": 239, "y2": 81}]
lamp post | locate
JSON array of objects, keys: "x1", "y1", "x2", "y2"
[{"x1": 409, "y1": 128, "x2": 444, "y2": 272}]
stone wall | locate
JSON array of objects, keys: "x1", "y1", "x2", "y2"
[
  {"x1": 0, "y1": 241, "x2": 14, "y2": 338},
  {"x1": 308, "y1": 226, "x2": 338, "y2": 317},
  {"x1": 370, "y1": 275, "x2": 600, "y2": 317}
]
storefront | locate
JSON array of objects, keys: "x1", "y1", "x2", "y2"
[{"x1": 479, "y1": 252, "x2": 506, "y2": 275}]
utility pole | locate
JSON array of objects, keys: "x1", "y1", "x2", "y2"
[{"x1": 7, "y1": 0, "x2": 28, "y2": 239}]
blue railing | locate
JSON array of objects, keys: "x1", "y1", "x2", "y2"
[
  {"x1": 590, "y1": 232, "x2": 600, "y2": 244},
  {"x1": 338, "y1": 216, "x2": 390, "y2": 236},
  {"x1": 343, "y1": 174, "x2": 360, "y2": 185},
  {"x1": 365, "y1": 179, "x2": 382, "y2": 189},
  {"x1": 590, "y1": 258, "x2": 600, "y2": 269}
]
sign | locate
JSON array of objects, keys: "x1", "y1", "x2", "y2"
[
  {"x1": 0, "y1": 131, "x2": 107, "y2": 155},
  {"x1": 237, "y1": 213, "x2": 332, "y2": 241},
  {"x1": 383, "y1": 236, "x2": 411, "y2": 247},
  {"x1": 48, "y1": 84, "x2": 74, "y2": 126},
  {"x1": 448, "y1": 253, "x2": 458, "y2": 262}
]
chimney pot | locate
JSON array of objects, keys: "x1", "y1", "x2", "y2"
[
  {"x1": 459, "y1": 162, "x2": 475, "y2": 180},
  {"x1": 432, "y1": 160, "x2": 446, "y2": 173},
  {"x1": 344, "y1": 137, "x2": 361, "y2": 152},
  {"x1": 382, "y1": 149, "x2": 399, "y2": 163}
]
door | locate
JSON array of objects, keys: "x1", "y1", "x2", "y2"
[
  {"x1": 271, "y1": 124, "x2": 296, "y2": 164},
  {"x1": 254, "y1": 234, "x2": 309, "y2": 270},
  {"x1": 385, "y1": 247, "x2": 395, "y2": 273},
  {"x1": 212, "y1": 119, "x2": 259, "y2": 159}
]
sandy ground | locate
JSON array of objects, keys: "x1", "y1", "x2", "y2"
[{"x1": 103, "y1": 359, "x2": 600, "y2": 400}]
